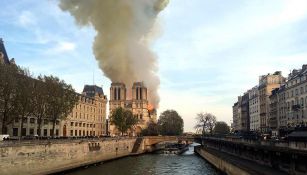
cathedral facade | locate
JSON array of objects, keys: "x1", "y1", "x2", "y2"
[{"x1": 109, "y1": 82, "x2": 157, "y2": 136}]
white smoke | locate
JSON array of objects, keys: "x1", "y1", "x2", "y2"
[{"x1": 59, "y1": 0, "x2": 169, "y2": 107}]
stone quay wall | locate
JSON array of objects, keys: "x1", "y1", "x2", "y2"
[
  {"x1": 0, "y1": 138, "x2": 145, "y2": 175},
  {"x1": 195, "y1": 146, "x2": 250, "y2": 175}
]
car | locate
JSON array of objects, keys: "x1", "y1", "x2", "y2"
[{"x1": 0, "y1": 135, "x2": 9, "y2": 141}]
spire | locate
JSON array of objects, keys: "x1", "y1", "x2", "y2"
[{"x1": 0, "y1": 38, "x2": 10, "y2": 64}]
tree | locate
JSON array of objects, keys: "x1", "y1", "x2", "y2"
[
  {"x1": 158, "y1": 110, "x2": 183, "y2": 136},
  {"x1": 32, "y1": 76, "x2": 49, "y2": 136},
  {"x1": 141, "y1": 121, "x2": 159, "y2": 136},
  {"x1": 0, "y1": 64, "x2": 23, "y2": 134},
  {"x1": 110, "y1": 107, "x2": 138, "y2": 136},
  {"x1": 194, "y1": 112, "x2": 216, "y2": 136},
  {"x1": 44, "y1": 75, "x2": 78, "y2": 137},
  {"x1": 15, "y1": 68, "x2": 35, "y2": 137},
  {"x1": 213, "y1": 121, "x2": 230, "y2": 135}
]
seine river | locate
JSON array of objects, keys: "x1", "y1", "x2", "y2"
[{"x1": 66, "y1": 143, "x2": 221, "y2": 175}]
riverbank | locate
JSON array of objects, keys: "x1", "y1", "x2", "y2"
[
  {"x1": 0, "y1": 136, "x2": 191, "y2": 175},
  {"x1": 194, "y1": 145, "x2": 287, "y2": 175},
  {"x1": 0, "y1": 138, "x2": 143, "y2": 175}
]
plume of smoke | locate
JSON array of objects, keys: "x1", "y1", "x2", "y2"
[{"x1": 59, "y1": 0, "x2": 169, "y2": 107}]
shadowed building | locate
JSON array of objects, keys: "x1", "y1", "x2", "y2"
[
  {"x1": 109, "y1": 82, "x2": 157, "y2": 136},
  {"x1": 233, "y1": 91, "x2": 250, "y2": 132},
  {"x1": 269, "y1": 88, "x2": 279, "y2": 136},
  {"x1": 0, "y1": 38, "x2": 10, "y2": 65},
  {"x1": 285, "y1": 65, "x2": 307, "y2": 129}
]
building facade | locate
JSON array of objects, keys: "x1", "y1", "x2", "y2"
[
  {"x1": 241, "y1": 92, "x2": 250, "y2": 131},
  {"x1": 6, "y1": 85, "x2": 108, "y2": 137},
  {"x1": 232, "y1": 102, "x2": 239, "y2": 131},
  {"x1": 258, "y1": 71, "x2": 285, "y2": 133},
  {"x1": 285, "y1": 66, "x2": 307, "y2": 129},
  {"x1": 109, "y1": 82, "x2": 157, "y2": 136},
  {"x1": 62, "y1": 85, "x2": 107, "y2": 137},
  {"x1": 269, "y1": 88, "x2": 279, "y2": 136},
  {"x1": 249, "y1": 86, "x2": 260, "y2": 131},
  {"x1": 277, "y1": 85, "x2": 287, "y2": 134}
]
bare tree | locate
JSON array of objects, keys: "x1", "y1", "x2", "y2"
[{"x1": 195, "y1": 112, "x2": 216, "y2": 136}]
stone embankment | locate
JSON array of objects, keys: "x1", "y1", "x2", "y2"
[{"x1": 0, "y1": 137, "x2": 148, "y2": 175}]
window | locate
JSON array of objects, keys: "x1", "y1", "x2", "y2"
[
  {"x1": 301, "y1": 87, "x2": 304, "y2": 94},
  {"x1": 44, "y1": 119, "x2": 49, "y2": 125},
  {"x1": 83, "y1": 123, "x2": 85, "y2": 127},
  {"x1": 56, "y1": 120, "x2": 60, "y2": 125},
  {"x1": 71, "y1": 122, "x2": 74, "y2": 126},
  {"x1": 14, "y1": 118, "x2": 19, "y2": 123},
  {"x1": 30, "y1": 118, "x2": 35, "y2": 124},
  {"x1": 30, "y1": 128, "x2": 34, "y2": 135},
  {"x1": 75, "y1": 123, "x2": 78, "y2": 127},
  {"x1": 44, "y1": 129, "x2": 48, "y2": 136},
  {"x1": 56, "y1": 129, "x2": 59, "y2": 136},
  {"x1": 75, "y1": 130, "x2": 77, "y2": 136},
  {"x1": 22, "y1": 117, "x2": 27, "y2": 123},
  {"x1": 50, "y1": 129, "x2": 54, "y2": 136},
  {"x1": 93, "y1": 124, "x2": 95, "y2": 128},
  {"x1": 13, "y1": 128, "x2": 18, "y2": 136},
  {"x1": 79, "y1": 130, "x2": 81, "y2": 136},
  {"x1": 70, "y1": 130, "x2": 73, "y2": 136},
  {"x1": 83, "y1": 130, "x2": 85, "y2": 136},
  {"x1": 21, "y1": 128, "x2": 26, "y2": 136}
]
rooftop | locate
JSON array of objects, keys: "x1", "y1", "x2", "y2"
[
  {"x1": 82, "y1": 85, "x2": 104, "y2": 97},
  {"x1": 0, "y1": 38, "x2": 10, "y2": 64}
]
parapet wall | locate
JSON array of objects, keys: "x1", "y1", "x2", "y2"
[
  {"x1": 195, "y1": 146, "x2": 250, "y2": 175},
  {"x1": 0, "y1": 138, "x2": 139, "y2": 175}
]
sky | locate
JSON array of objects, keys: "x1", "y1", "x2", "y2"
[{"x1": 1, "y1": 0, "x2": 307, "y2": 132}]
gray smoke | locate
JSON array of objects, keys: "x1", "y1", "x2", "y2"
[{"x1": 59, "y1": 0, "x2": 169, "y2": 107}]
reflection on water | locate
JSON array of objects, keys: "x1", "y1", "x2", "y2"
[{"x1": 66, "y1": 143, "x2": 221, "y2": 175}]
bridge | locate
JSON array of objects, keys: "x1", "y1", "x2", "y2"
[
  {"x1": 131, "y1": 136, "x2": 198, "y2": 154},
  {"x1": 142, "y1": 136, "x2": 196, "y2": 146}
]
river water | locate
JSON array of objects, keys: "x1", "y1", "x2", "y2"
[{"x1": 66, "y1": 143, "x2": 221, "y2": 175}]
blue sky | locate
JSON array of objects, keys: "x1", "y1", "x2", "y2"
[{"x1": 1, "y1": 0, "x2": 307, "y2": 132}]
